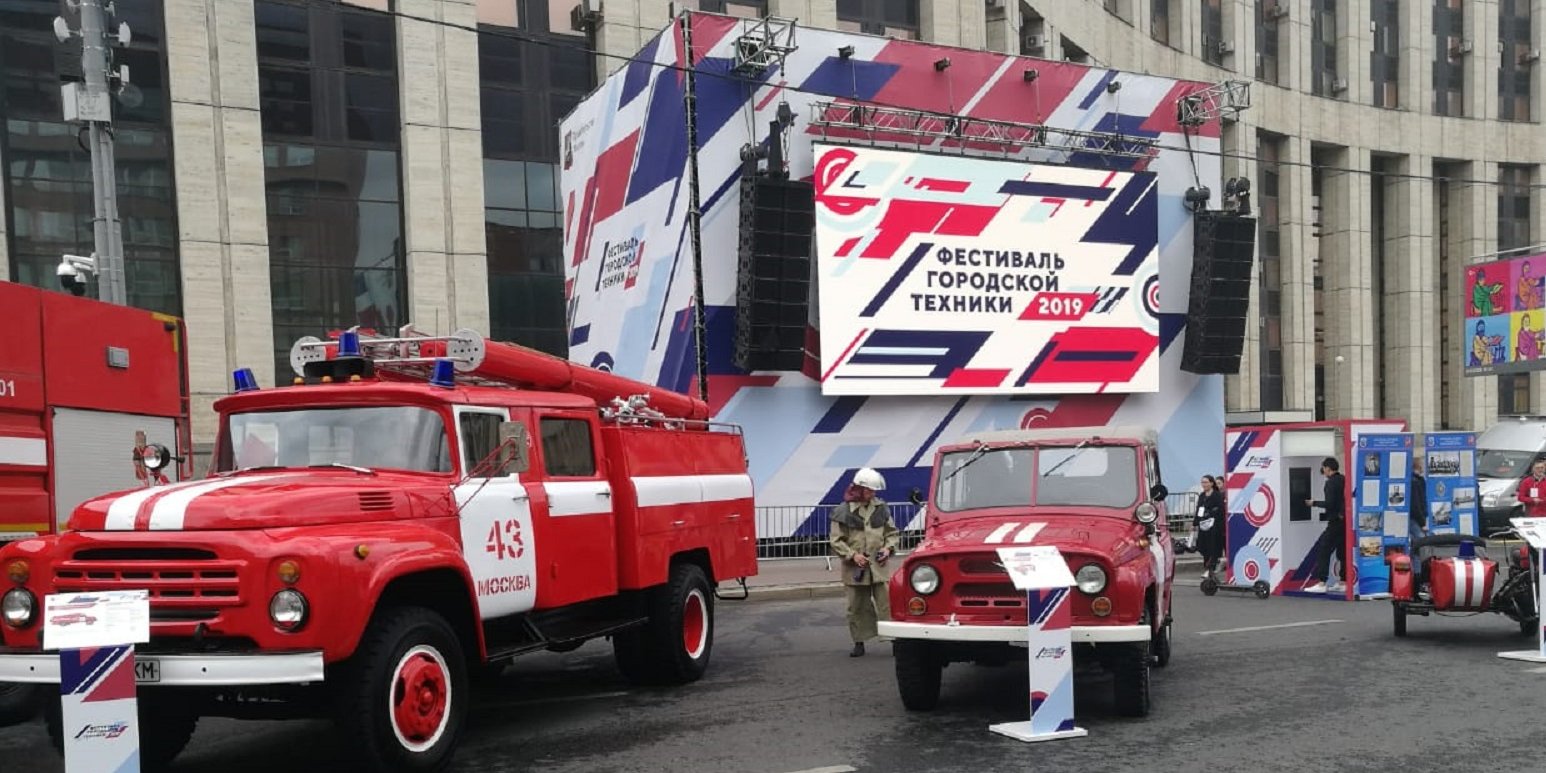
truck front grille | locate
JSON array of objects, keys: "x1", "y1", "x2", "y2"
[{"x1": 55, "y1": 548, "x2": 245, "y2": 609}]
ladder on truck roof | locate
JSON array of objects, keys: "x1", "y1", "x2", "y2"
[{"x1": 288, "y1": 325, "x2": 723, "y2": 428}]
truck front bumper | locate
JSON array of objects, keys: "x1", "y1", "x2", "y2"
[
  {"x1": 877, "y1": 620, "x2": 1149, "y2": 644},
  {"x1": 0, "y1": 650, "x2": 325, "y2": 686}
]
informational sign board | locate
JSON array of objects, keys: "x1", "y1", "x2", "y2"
[
  {"x1": 1463, "y1": 252, "x2": 1546, "y2": 376},
  {"x1": 1351, "y1": 433, "x2": 1415, "y2": 596},
  {"x1": 1423, "y1": 432, "x2": 1479, "y2": 538},
  {"x1": 988, "y1": 546, "x2": 1086, "y2": 744},
  {"x1": 813, "y1": 144, "x2": 1161, "y2": 396},
  {"x1": 1499, "y1": 517, "x2": 1546, "y2": 663},
  {"x1": 43, "y1": 591, "x2": 149, "y2": 773}
]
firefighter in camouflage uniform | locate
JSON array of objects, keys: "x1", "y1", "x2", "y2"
[{"x1": 829, "y1": 468, "x2": 900, "y2": 657}]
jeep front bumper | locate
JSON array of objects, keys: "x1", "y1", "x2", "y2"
[
  {"x1": 0, "y1": 650, "x2": 326, "y2": 686},
  {"x1": 877, "y1": 620, "x2": 1149, "y2": 644}
]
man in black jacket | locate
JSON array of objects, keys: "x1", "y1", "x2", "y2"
[
  {"x1": 1409, "y1": 457, "x2": 1428, "y2": 542},
  {"x1": 1303, "y1": 457, "x2": 1347, "y2": 594}
]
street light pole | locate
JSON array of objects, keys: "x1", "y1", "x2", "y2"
[{"x1": 56, "y1": 0, "x2": 130, "y2": 305}]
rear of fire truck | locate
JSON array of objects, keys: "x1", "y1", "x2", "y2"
[
  {"x1": 0, "y1": 327, "x2": 755, "y2": 772},
  {"x1": 0, "y1": 281, "x2": 190, "y2": 727}
]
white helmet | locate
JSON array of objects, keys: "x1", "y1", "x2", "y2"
[{"x1": 852, "y1": 467, "x2": 886, "y2": 491}]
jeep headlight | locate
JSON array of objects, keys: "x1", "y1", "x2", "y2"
[
  {"x1": 910, "y1": 563, "x2": 941, "y2": 595},
  {"x1": 1, "y1": 588, "x2": 36, "y2": 629},
  {"x1": 1075, "y1": 564, "x2": 1108, "y2": 595},
  {"x1": 269, "y1": 589, "x2": 309, "y2": 631},
  {"x1": 1135, "y1": 502, "x2": 1159, "y2": 524}
]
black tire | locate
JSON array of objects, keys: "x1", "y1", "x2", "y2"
[
  {"x1": 613, "y1": 563, "x2": 715, "y2": 685},
  {"x1": 334, "y1": 606, "x2": 468, "y2": 773},
  {"x1": 1151, "y1": 620, "x2": 1172, "y2": 668},
  {"x1": 894, "y1": 640, "x2": 942, "y2": 711},
  {"x1": 0, "y1": 682, "x2": 39, "y2": 726},
  {"x1": 44, "y1": 690, "x2": 198, "y2": 772},
  {"x1": 1252, "y1": 581, "x2": 1271, "y2": 600},
  {"x1": 1111, "y1": 642, "x2": 1151, "y2": 718},
  {"x1": 1200, "y1": 577, "x2": 1218, "y2": 596},
  {"x1": 1393, "y1": 604, "x2": 1408, "y2": 638}
]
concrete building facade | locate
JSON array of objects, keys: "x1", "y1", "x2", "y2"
[{"x1": 1, "y1": 0, "x2": 1541, "y2": 454}]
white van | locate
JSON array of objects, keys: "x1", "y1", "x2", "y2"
[{"x1": 1477, "y1": 416, "x2": 1546, "y2": 534}]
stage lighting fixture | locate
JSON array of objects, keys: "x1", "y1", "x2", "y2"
[
  {"x1": 838, "y1": 45, "x2": 854, "y2": 59},
  {"x1": 1105, "y1": 80, "x2": 1122, "y2": 94},
  {"x1": 1023, "y1": 68, "x2": 1039, "y2": 82},
  {"x1": 934, "y1": 57, "x2": 951, "y2": 71}
]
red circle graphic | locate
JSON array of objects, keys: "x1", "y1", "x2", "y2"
[{"x1": 1243, "y1": 486, "x2": 1275, "y2": 528}]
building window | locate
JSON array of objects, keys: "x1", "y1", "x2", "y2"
[
  {"x1": 0, "y1": 0, "x2": 180, "y2": 315},
  {"x1": 257, "y1": 0, "x2": 405, "y2": 381},
  {"x1": 1311, "y1": 151, "x2": 1329, "y2": 421},
  {"x1": 1311, "y1": 0, "x2": 1339, "y2": 97},
  {"x1": 1371, "y1": 158, "x2": 1394, "y2": 418},
  {"x1": 1500, "y1": 0, "x2": 1533, "y2": 121},
  {"x1": 1372, "y1": 0, "x2": 1399, "y2": 108},
  {"x1": 478, "y1": 17, "x2": 592, "y2": 358},
  {"x1": 836, "y1": 0, "x2": 920, "y2": 38},
  {"x1": 1256, "y1": 1, "x2": 1282, "y2": 85},
  {"x1": 1151, "y1": 0, "x2": 1170, "y2": 45},
  {"x1": 1201, "y1": 0, "x2": 1226, "y2": 66},
  {"x1": 1257, "y1": 135, "x2": 1284, "y2": 411},
  {"x1": 697, "y1": 0, "x2": 767, "y2": 16},
  {"x1": 1437, "y1": 170, "x2": 1452, "y2": 427},
  {"x1": 1498, "y1": 165, "x2": 1535, "y2": 414},
  {"x1": 1104, "y1": 0, "x2": 1126, "y2": 19},
  {"x1": 1434, "y1": 0, "x2": 1465, "y2": 117},
  {"x1": 1021, "y1": 6, "x2": 1047, "y2": 57}
]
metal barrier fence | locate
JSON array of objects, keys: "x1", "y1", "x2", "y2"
[{"x1": 756, "y1": 492, "x2": 1203, "y2": 560}]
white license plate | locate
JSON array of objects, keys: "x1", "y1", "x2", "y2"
[{"x1": 134, "y1": 659, "x2": 160, "y2": 684}]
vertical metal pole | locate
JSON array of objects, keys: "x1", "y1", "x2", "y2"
[
  {"x1": 680, "y1": 13, "x2": 710, "y2": 403},
  {"x1": 77, "y1": 0, "x2": 127, "y2": 305}
]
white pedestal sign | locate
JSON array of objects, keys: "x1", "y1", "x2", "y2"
[
  {"x1": 43, "y1": 590, "x2": 151, "y2": 772},
  {"x1": 1500, "y1": 518, "x2": 1546, "y2": 664},
  {"x1": 987, "y1": 545, "x2": 1088, "y2": 744}
]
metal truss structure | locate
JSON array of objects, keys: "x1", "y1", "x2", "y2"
[
  {"x1": 807, "y1": 101, "x2": 1159, "y2": 160},
  {"x1": 1177, "y1": 80, "x2": 1252, "y2": 126},
  {"x1": 731, "y1": 16, "x2": 798, "y2": 73}
]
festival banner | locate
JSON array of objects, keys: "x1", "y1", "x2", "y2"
[
  {"x1": 1424, "y1": 431, "x2": 1479, "y2": 537},
  {"x1": 1351, "y1": 433, "x2": 1416, "y2": 596},
  {"x1": 1464, "y1": 252, "x2": 1546, "y2": 376},
  {"x1": 812, "y1": 144, "x2": 1161, "y2": 396}
]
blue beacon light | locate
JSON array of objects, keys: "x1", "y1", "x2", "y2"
[
  {"x1": 232, "y1": 367, "x2": 259, "y2": 393},
  {"x1": 429, "y1": 358, "x2": 457, "y2": 388},
  {"x1": 338, "y1": 330, "x2": 362, "y2": 357}
]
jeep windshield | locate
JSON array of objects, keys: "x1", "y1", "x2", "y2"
[
  {"x1": 217, "y1": 406, "x2": 452, "y2": 474},
  {"x1": 934, "y1": 445, "x2": 1139, "y2": 512}
]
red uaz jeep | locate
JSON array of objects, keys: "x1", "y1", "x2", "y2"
[{"x1": 877, "y1": 426, "x2": 1175, "y2": 717}]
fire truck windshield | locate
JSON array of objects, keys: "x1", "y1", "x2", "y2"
[
  {"x1": 219, "y1": 406, "x2": 453, "y2": 474},
  {"x1": 934, "y1": 446, "x2": 1139, "y2": 512}
]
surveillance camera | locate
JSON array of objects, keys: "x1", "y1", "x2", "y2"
[{"x1": 56, "y1": 261, "x2": 85, "y2": 296}]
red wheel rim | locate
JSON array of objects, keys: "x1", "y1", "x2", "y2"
[
  {"x1": 682, "y1": 589, "x2": 708, "y2": 660},
  {"x1": 390, "y1": 645, "x2": 452, "y2": 753}
]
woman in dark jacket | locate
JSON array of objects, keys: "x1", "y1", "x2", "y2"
[{"x1": 1196, "y1": 475, "x2": 1227, "y2": 578}]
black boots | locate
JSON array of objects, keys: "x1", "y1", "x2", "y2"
[{"x1": 849, "y1": 642, "x2": 865, "y2": 657}]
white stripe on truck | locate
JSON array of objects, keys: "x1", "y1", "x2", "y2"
[
  {"x1": 146, "y1": 475, "x2": 291, "y2": 530},
  {"x1": 0, "y1": 436, "x2": 45, "y2": 467},
  {"x1": 632, "y1": 474, "x2": 753, "y2": 508}
]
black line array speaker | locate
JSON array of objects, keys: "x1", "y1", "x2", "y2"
[
  {"x1": 734, "y1": 176, "x2": 814, "y2": 372},
  {"x1": 1180, "y1": 211, "x2": 1257, "y2": 375}
]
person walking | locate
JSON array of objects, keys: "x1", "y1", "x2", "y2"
[
  {"x1": 1302, "y1": 457, "x2": 1348, "y2": 594},
  {"x1": 1195, "y1": 475, "x2": 1227, "y2": 579},
  {"x1": 829, "y1": 468, "x2": 900, "y2": 657},
  {"x1": 1516, "y1": 458, "x2": 1546, "y2": 517}
]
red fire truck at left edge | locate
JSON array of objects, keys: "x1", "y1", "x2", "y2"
[
  {"x1": 0, "y1": 325, "x2": 757, "y2": 772},
  {"x1": 0, "y1": 281, "x2": 191, "y2": 726}
]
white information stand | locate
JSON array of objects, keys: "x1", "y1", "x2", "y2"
[
  {"x1": 43, "y1": 590, "x2": 151, "y2": 772},
  {"x1": 1499, "y1": 518, "x2": 1546, "y2": 663},
  {"x1": 987, "y1": 546, "x2": 1088, "y2": 744}
]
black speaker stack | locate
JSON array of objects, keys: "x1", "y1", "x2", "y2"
[
  {"x1": 1180, "y1": 211, "x2": 1257, "y2": 375},
  {"x1": 733, "y1": 176, "x2": 814, "y2": 372}
]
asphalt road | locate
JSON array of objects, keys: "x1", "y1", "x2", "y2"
[{"x1": 3, "y1": 583, "x2": 1543, "y2": 773}]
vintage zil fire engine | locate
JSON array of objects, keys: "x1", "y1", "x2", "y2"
[
  {"x1": 878, "y1": 426, "x2": 1175, "y2": 717},
  {"x1": 0, "y1": 327, "x2": 757, "y2": 771}
]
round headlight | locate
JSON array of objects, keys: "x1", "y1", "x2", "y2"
[
  {"x1": 1075, "y1": 564, "x2": 1108, "y2": 595},
  {"x1": 1135, "y1": 502, "x2": 1159, "y2": 524},
  {"x1": 910, "y1": 563, "x2": 941, "y2": 595},
  {"x1": 2, "y1": 588, "x2": 36, "y2": 629},
  {"x1": 269, "y1": 589, "x2": 308, "y2": 631}
]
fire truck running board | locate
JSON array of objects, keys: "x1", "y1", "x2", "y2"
[{"x1": 482, "y1": 594, "x2": 651, "y2": 663}]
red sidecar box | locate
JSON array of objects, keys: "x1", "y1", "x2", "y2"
[{"x1": 1428, "y1": 557, "x2": 1498, "y2": 611}]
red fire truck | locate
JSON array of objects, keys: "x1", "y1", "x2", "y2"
[
  {"x1": 0, "y1": 281, "x2": 191, "y2": 725},
  {"x1": 0, "y1": 326, "x2": 756, "y2": 772}
]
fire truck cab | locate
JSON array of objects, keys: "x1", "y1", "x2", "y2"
[{"x1": 0, "y1": 327, "x2": 756, "y2": 772}]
